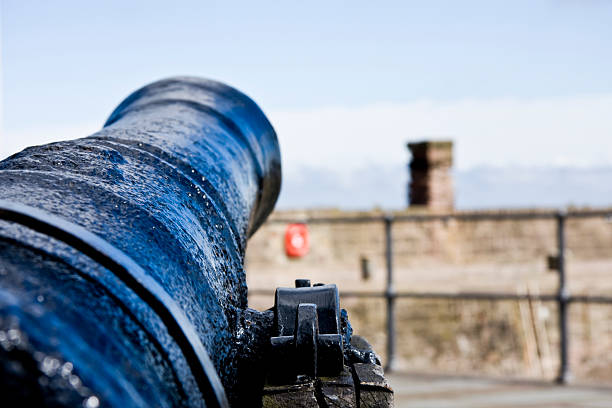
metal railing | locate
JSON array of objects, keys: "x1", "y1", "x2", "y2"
[{"x1": 250, "y1": 209, "x2": 612, "y2": 384}]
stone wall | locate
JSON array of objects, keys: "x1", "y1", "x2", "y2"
[
  {"x1": 246, "y1": 207, "x2": 612, "y2": 294},
  {"x1": 246, "y1": 207, "x2": 612, "y2": 382}
]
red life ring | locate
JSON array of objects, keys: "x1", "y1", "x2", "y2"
[{"x1": 285, "y1": 223, "x2": 309, "y2": 257}]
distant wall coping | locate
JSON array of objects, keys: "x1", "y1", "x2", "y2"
[{"x1": 264, "y1": 206, "x2": 612, "y2": 223}]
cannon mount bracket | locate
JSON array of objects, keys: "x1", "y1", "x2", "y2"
[
  {"x1": 269, "y1": 279, "x2": 344, "y2": 380},
  {"x1": 262, "y1": 279, "x2": 393, "y2": 406}
]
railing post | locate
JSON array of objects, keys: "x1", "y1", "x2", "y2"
[
  {"x1": 384, "y1": 215, "x2": 397, "y2": 372},
  {"x1": 556, "y1": 210, "x2": 571, "y2": 384}
]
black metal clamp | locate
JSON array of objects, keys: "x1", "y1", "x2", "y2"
[{"x1": 269, "y1": 279, "x2": 344, "y2": 379}]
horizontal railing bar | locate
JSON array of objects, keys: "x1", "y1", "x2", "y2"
[
  {"x1": 392, "y1": 291, "x2": 558, "y2": 301},
  {"x1": 569, "y1": 295, "x2": 612, "y2": 304},
  {"x1": 265, "y1": 210, "x2": 612, "y2": 225},
  {"x1": 565, "y1": 211, "x2": 612, "y2": 219},
  {"x1": 248, "y1": 289, "x2": 612, "y2": 304},
  {"x1": 267, "y1": 216, "x2": 386, "y2": 224},
  {"x1": 394, "y1": 213, "x2": 556, "y2": 222}
]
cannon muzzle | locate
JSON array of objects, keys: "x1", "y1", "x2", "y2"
[{"x1": 0, "y1": 77, "x2": 281, "y2": 407}]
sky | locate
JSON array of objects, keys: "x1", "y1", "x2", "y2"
[{"x1": 1, "y1": 1, "x2": 612, "y2": 209}]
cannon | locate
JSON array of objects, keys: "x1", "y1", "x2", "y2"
[{"x1": 0, "y1": 77, "x2": 392, "y2": 407}]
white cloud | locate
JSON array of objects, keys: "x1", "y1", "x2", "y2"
[
  {"x1": 2, "y1": 95, "x2": 611, "y2": 176},
  {"x1": 2, "y1": 96, "x2": 611, "y2": 210},
  {"x1": 268, "y1": 95, "x2": 612, "y2": 176}
]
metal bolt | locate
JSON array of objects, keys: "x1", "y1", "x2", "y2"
[{"x1": 295, "y1": 279, "x2": 311, "y2": 288}]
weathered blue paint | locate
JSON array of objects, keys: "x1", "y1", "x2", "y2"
[{"x1": 0, "y1": 77, "x2": 281, "y2": 407}]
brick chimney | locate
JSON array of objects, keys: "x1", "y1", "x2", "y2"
[{"x1": 407, "y1": 140, "x2": 454, "y2": 210}]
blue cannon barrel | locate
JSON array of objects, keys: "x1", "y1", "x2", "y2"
[{"x1": 0, "y1": 77, "x2": 281, "y2": 407}]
